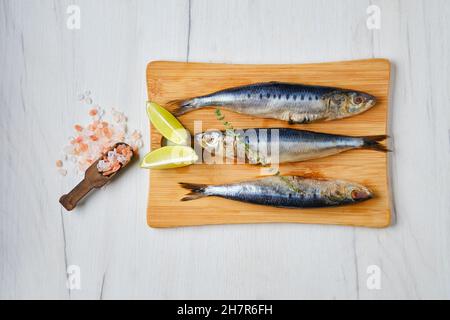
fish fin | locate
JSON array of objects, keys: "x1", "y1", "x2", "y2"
[
  {"x1": 361, "y1": 135, "x2": 391, "y2": 152},
  {"x1": 179, "y1": 182, "x2": 209, "y2": 201},
  {"x1": 167, "y1": 99, "x2": 197, "y2": 116}
]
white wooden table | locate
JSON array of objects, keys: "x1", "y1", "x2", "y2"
[{"x1": 1, "y1": 0, "x2": 449, "y2": 299}]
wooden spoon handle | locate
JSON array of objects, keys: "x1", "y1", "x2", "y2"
[{"x1": 59, "y1": 178, "x2": 94, "y2": 211}]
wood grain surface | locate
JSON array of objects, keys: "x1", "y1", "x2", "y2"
[{"x1": 146, "y1": 59, "x2": 391, "y2": 228}]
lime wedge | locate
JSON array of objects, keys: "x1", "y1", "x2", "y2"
[
  {"x1": 146, "y1": 101, "x2": 189, "y2": 145},
  {"x1": 140, "y1": 146, "x2": 198, "y2": 169}
]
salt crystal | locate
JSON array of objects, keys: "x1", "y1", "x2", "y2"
[
  {"x1": 89, "y1": 108, "x2": 98, "y2": 117},
  {"x1": 135, "y1": 139, "x2": 143, "y2": 148},
  {"x1": 131, "y1": 130, "x2": 142, "y2": 140},
  {"x1": 56, "y1": 160, "x2": 63, "y2": 167},
  {"x1": 58, "y1": 168, "x2": 67, "y2": 176},
  {"x1": 107, "y1": 151, "x2": 117, "y2": 163},
  {"x1": 97, "y1": 160, "x2": 108, "y2": 171},
  {"x1": 116, "y1": 154, "x2": 127, "y2": 164}
]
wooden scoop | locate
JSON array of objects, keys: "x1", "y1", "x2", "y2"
[{"x1": 59, "y1": 143, "x2": 133, "y2": 211}]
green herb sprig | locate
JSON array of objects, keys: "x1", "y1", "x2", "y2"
[{"x1": 215, "y1": 108, "x2": 263, "y2": 164}]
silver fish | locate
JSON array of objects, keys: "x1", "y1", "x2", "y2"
[
  {"x1": 194, "y1": 128, "x2": 388, "y2": 165},
  {"x1": 170, "y1": 82, "x2": 377, "y2": 124},
  {"x1": 180, "y1": 176, "x2": 373, "y2": 208}
]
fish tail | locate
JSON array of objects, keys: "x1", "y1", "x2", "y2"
[
  {"x1": 361, "y1": 135, "x2": 391, "y2": 152},
  {"x1": 167, "y1": 98, "x2": 199, "y2": 116},
  {"x1": 179, "y1": 182, "x2": 209, "y2": 201}
]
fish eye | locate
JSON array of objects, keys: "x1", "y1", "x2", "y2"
[
  {"x1": 351, "y1": 189, "x2": 369, "y2": 200},
  {"x1": 354, "y1": 96, "x2": 364, "y2": 104},
  {"x1": 204, "y1": 131, "x2": 221, "y2": 146}
]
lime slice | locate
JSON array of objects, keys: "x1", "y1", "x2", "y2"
[
  {"x1": 140, "y1": 146, "x2": 198, "y2": 169},
  {"x1": 146, "y1": 101, "x2": 189, "y2": 145}
]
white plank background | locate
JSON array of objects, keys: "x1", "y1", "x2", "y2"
[{"x1": 1, "y1": 0, "x2": 449, "y2": 299}]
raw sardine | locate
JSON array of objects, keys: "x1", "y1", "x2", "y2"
[
  {"x1": 194, "y1": 128, "x2": 388, "y2": 164},
  {"x1": 180, "y1": 176, "x2": 373, "y2": 208},
  {"x1": 170, "y1": 82, "x2": 377, "y2": 123}
]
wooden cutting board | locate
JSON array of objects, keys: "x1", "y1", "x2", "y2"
[{"x1": 146, "y1": 59, "x2": 391, "y2": 228}]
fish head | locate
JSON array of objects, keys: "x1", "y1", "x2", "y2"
[
  {"x1": 194, "y1": 130, "x2": 223, "y2": 150},
  {"x1": 346, "y1": 183, "x2": 373, "y2": 203},
  {"x1": 328, "y1": 91, "x2": 377, "y2": 119},
  {"x1": 346, "y1": 91, "x2": 377, "y2": 115}
]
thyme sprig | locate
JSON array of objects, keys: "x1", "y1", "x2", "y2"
[
  {"x1": 278, "y1": 174, "x2": 303, "y2": 194},
  {"x1": 214, "y1": 108, "x2": 263, "y2": 164}
]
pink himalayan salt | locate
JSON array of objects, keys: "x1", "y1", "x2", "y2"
[
  {"x1": 97, "y1": 144, "x2": 133, "y2": 176},
  {"x1": 59, "y1": 95, "x2": 143, "y2": 177}
]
